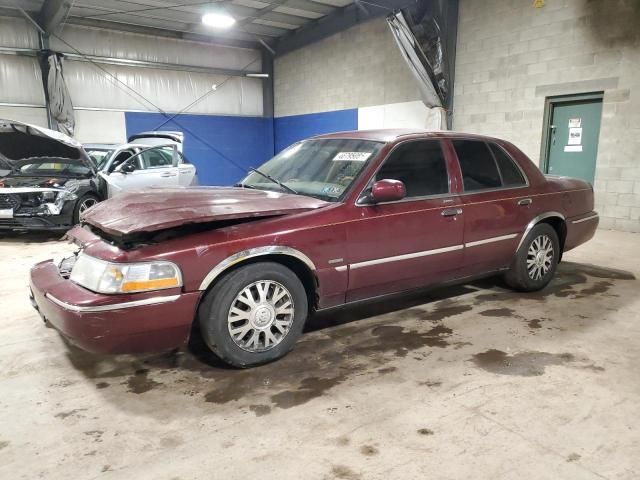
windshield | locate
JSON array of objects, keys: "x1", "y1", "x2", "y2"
[
  {"x1": 85, "y1": 149, "x2": 114, "y2": 169},
  {"x1": 240, "y1": 139, "x2": 384, "y2": 201},
  {"x1": 14, "y1": 159, "x2": 92, "y2": 177}
]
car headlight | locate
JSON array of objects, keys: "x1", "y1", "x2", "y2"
[
  {"x1": 69, "y1": 253, "x2": 182, "y2": 294},
  {"x1": 41, "y1": 191, "x2": 57, "y2": 202},
  {"x1": 56, "y1": 190, "x2": 78, "y2": 202}
]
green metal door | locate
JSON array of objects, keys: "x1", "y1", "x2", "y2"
[{"x1": 545, "y1": 97, "x2": 602, "y2": 184}]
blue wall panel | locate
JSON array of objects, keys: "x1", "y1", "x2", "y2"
[
  {"x1": 274, "y1": 109, "x2": 358, "y2": 153},
  {"x1": 125, "y1": 112, "x2": 274, "y2": 186}
]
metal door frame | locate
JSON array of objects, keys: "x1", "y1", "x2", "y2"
[{"x1": 539, "y1": 91, "x2": 604, "y2": 174}]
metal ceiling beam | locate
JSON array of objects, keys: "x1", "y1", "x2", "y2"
[
  {"x1": 237, "y1": 0, "x2": 289, "y2": 26},
  {"x1": 274, "y1": 0, "x2": 414, "y2": 56},
  {"x1": 65, "y1": 16, "x2": 263, "y2": 49},
  {"x1": 0, "y1": 45, "x2": 260, "y2": 76},
  {"x1": 38, "y1": 0, "x2": 72, "y2": 33}
]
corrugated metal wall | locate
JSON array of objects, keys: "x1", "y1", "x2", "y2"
[{"x1": 0, "y1": 16, "x2": 264, "y2": 136}]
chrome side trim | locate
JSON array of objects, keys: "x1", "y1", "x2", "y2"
[
  {"x1": 45, "y1": 293, "x2": 180, "y2": 313},
  {"x1": 335, "y1": 266, "x2": 348, "y2": 272},
  {"x1": 350, "y1": 244, "x2": 463, "y2": 270},
  {"x1": 516, "y1": 211, "x2": 566, "y2": 251},
  {"x1": 198, "y1": 246, "x2": 316, "y2": 290},
  {"x1": 465, "y1": 233, "x2": 518, "y2": 248},
  {"x1": 572, "y1": 213, "x2": 599, "y2": 224}
]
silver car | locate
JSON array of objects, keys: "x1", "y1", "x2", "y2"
[{"x1": 84, "y1": 131, "x2": 198, "y2": 198}]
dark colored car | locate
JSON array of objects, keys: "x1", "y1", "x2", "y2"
[
  {"x1": 0, "y1": 119, "x2": 102, "y2": 231},
  {"x1": 29, "y1": 129, "x2": 599, "y2": 367}
]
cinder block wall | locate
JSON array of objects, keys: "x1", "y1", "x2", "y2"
[
  {"x1": 454, "y1": 0, "x2": 640, "y2": 231},
  {"x1": 274, "y1": 18, "x2": 421, "y2": 117}
]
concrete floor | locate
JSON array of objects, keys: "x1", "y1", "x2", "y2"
[{"x1": 0, "y1": 229, "x2": 639, "y2": 480}]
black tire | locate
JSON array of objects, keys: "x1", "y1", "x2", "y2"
[
  {"x1": 504, "y1": 223, "x2": 560, "y2": 292},
  {"x1": 73, "y1": 193, "x2": 100, "y2": 224},
  {"x1": 198, "y1": 262, "x2": 308, "y2": 368}
]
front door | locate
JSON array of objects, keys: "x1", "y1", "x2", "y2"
[
  {"x1": 345, "y1": 139, "x2": 465, "y2": 302},
  {"x1": 545, "y1": 95, "x2": 603, "y2": 184},
  {"x1": 104, "y1": 146, "x2": 180, "y2": 196}
]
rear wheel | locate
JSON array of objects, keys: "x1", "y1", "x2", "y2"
[
  {"x1": 504, "y1": 223, "x2": 560, "y2": 292},
  {"x1": 198, "y1": 262, "x2": 308, "y2": 368}
]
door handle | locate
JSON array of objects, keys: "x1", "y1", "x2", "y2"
[
  {"x1": 441, "y1": 208, "x2": 463, "y2": 217},
  {"x1": 160, "y1": 173, "x2": 178, "y2": 178},
  {"x1": 518, "y1": 198, "x2": 532, "y2": 206}
]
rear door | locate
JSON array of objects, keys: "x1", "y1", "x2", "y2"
[
  {"x1": 451, "y1": 139, "x2": 530, "y2": 274},
  {"x1": 176, "y1": 151, "x2": 198, "y2": 186},
  {"x1": 135, "y1": 145, "x2": 180, "y2": 187},
  {"x1": 345, "y1": 139, "x2": 465, "y2": 301}
]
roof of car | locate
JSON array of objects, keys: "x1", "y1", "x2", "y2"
[
  {"x1": 83, "y1": 143, "x2": 117, "y2": 149},
  {"x1": 83, "y1": 142, "x2": 155, "y2": 150},
  {"x1": 312, "y1": 129, "x2": 504, "y2": 143}
]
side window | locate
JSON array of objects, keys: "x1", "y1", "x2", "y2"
[
  {"x1": 376, "y1": 140, "x2": 449, "y2": 198},
  {"x1": 453, "y1": 140, "x2": 501, "y2": 191},
  {"x1": 140, "y1": 148, "x2": 174, "y2": 169},
  {"x1": 109, "y1": 150, "x2": 134, "y2": 173},
  {"x1": 490, "y1": 143, "x2": 526, "y2": 186}
]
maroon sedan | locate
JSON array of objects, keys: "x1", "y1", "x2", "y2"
[{"x1": 29, "y1": 129, "x2": 599, "y2": 367}]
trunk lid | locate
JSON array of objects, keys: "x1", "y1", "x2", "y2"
[
  {"x1": 127, "y1": 131, "x2": 184, "y2": 152},
  {"x1": 81, "y1": 187, "x2": 329, "y2": 237}
]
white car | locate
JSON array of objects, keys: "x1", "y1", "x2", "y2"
[{"x1": 84, "y1": 132, "x2": 198, "y2": 198}]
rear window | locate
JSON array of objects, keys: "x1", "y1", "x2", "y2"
[
  {"x1": 490, "y1": 143, "x2": 526, "y2": 186},
  {"x1": 453, "y1": 140, "x2": 501, "y2": 191}
]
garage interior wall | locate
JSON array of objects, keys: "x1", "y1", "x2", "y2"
[
  {"x1": 273, "y1": 18, "x2": 443, "y2": 151},
  {"x1": 0, "y1": 16, "x2": 271, "y2": 186},
  {"x1": 453, "y1": 0, "x2": 640, "y2": 232}
]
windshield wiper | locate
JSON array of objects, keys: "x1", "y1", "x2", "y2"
[
  {"x1": 234, "y1": 182, "x2": 259, "y2": 190},
  {"x1": 247, "y1": 167, "x2": 298, "y2": 195}
]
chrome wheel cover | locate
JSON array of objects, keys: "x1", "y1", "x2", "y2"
[
  {"x1": 79, "y1": 197, "x2": 98, "y2": 214},
  {"x1": 227, "y1": 280, "x2": 294, "y2": 352},
  {"x1": 527, "y1": 234, "x2": 554, "y2": 280}
]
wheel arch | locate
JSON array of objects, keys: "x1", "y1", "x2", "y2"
[
  {"x1": 197, "y1": 247, "x2": 318, "y2": 310},
  {"x1": 517, "y1": 211, "x2": 567, "y2": 258}
]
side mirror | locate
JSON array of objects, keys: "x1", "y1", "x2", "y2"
[
  {"x1": 370, "y1": 179, "x2": 407, "y2": 203},
  {"x1": 120, "y1": 162, "x2": 136, "y2": 174}
]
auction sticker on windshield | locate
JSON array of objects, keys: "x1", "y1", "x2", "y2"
[{"x1": 333, "y1": 152, "x2": 372, "y2": 162}]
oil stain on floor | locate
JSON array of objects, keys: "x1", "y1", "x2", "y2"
[
  {"x1": 57, "y1": 261, "x2": 632, "y2": 416},
  {"x1": 471, "y1": 349, "x2": 574, "y2": 376}
]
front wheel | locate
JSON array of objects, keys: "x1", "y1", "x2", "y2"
[
  {"x1": 198, "y1": 262, "x2": 308, "y2": 368},
  {"x1": 504, "y1": 223, "x2": 560, "y2": 292},
  {"x1": 73, "y1": 194, "x2": 100, "y2": 224}
]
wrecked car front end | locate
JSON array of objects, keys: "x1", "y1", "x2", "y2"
[
  {"x1": 0, "y1": 119, "x2": 101, "y2": 231},
  {"x1": 0, "y1": 180, "x2": 83, "y2": 230}
]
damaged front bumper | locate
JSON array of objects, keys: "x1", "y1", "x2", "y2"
[
  {"x1": 29, "y1": 258, "x2": 201, "y2": 354},
  {"x1": 0, "y1": 190, "x2": 75, "y2": 230}
]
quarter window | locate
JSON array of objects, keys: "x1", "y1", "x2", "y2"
[
  {"x1": 453, "y1": 140, "x2": 502, "y2": 191},
  {"x1": 490, "y1": 143, "x2": 526, "y2": 186},
  {"x1": 376, "y1": 140, "x2": 449, "y2": 198}
]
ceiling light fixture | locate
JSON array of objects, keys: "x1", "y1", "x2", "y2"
[{"x1": 202, "y1": 13, "x2": 236, "y2": 29}]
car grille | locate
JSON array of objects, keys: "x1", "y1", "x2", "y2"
[
  {"x1": 0, "y1": 194, "x2": 21, "y2": 210},
  {"x1": 0, "y1": 218, "x2": 20, "y2": 228}
]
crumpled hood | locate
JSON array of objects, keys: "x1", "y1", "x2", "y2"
[
  {"x1": 0, "y1": 119, "x2": 94, "y2": 171},
  {"x1": 82, "y1": 187, "x2": 329, "y2": 237}
]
